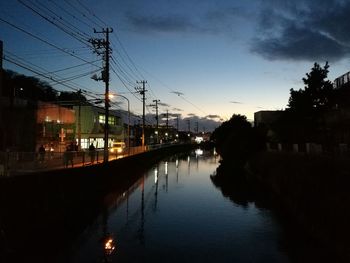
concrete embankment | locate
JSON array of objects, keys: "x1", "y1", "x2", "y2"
[
  {"x1": 0, "y1": 143, "x2": 195, "y2": 262},
  {"x1": 247, "y1": 151, "x2": 350, "y2": 261}
]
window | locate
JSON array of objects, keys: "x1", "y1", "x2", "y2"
[
  {"x1": 99, "y1": 115, "x2": 105, "y2": 124},
  {"x1": 99, "y1": 114, "x2": 117, "y2": 125}
]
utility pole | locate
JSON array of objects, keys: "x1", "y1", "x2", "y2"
[
  {"x1": 136, "y1": 80, "x2": 147, "y2": 147},
  {"x1": 77, "y1": 89, "x2": 82, "y2": 151},
  {"x1": 90, "y1": 28, "x2": 113, "y2": 163},
  {"x1": 149, "y1": 99, "x2": 160, "y2": 143},
  {"x1": 176, "y1": 115, "x2": 179, "y2": 132},
  {"x1": 0, "y1": 40, "x2": 3, "y2": 97},
  {"x1": 187, "y1": 119, "x2": 190, "y2": 133},
  {"x1": 166, "y1": 110, "x2": 169, "y2": 130}
]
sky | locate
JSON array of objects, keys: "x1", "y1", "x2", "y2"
[{"x1": 1, "y1": 0, "x2": 350, "y2": 131}]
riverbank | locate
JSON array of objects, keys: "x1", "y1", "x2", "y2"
[
  {"x1": 246, "y1": 151, "x2": 350, "y2": 262},
  {"x1": 0, "y1": 143, "x2": 195, "y2": 263}
]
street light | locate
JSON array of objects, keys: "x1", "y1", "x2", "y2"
[{"x1": 115, "y1": 94, "x2": 130, "y2": 150}]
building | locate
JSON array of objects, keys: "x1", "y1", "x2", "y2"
[
  {"x1": 254, "y1": 110, "x2": 284, "y2": 128},
  {"x1": 333, "y1": 70, "x2": 350, "y2": 89},
  {"x1": 73, "y1": 105, "x2": 124, "y2": 150}
]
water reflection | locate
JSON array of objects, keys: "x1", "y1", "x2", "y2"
[
  {"x1": 1, "y1": 149, "x2": 336, "y2": 262},
  {"x1": 70, "y1": 150, "x2": 292, "y2": 263},
  {"x1": 210, "y1": 161, "x2": 335, "y2": 263}
]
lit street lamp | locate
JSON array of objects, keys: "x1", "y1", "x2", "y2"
[{"x1": 115, "y1": 94, "x2": 130, "y2": 150}]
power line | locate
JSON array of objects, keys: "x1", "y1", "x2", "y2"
[
  {"x1": 75, "y1": 0, "x2": 108, "y2": 27},
  {"x1": 18, "y1": 0, "x2": 91, "y2": 46},
  {"x1": 47, "y1": 0, "x2": 95, "y2": 30},
  {"x1": 4, "y1": 52, "x2": 100, "y2": 94},
  {"x1": 63, "y1": 0, "x2": 103, "y2": 29},
  {"x1": 0, "y1": 16, "x2": 100, "y2": 68}
]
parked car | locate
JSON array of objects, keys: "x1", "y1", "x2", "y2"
[{"x1": 110, "y1": 142, "x2": 126, "y2": 154}]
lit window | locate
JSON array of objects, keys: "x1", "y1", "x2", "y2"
[{"x1": 99, "y1": 115, "x2": 105, "y2": 124}]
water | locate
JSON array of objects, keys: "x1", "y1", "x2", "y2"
[{"x1": 63, "y1": 150, "x2": 292, "y2": 263}]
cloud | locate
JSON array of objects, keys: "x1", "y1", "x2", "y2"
[
  {"x1": 251, "y1": 25, "x2": 348, "y2": 61},
  {"x1": 229, "y1": 101, "x2": 243, "y2": 104},
  {"x1": 126, "y1": 12, "x2": 198, "y2": 33},
  {"x1": 158, "y1": 102, "x2": 170, "y2": 107},
  {"x1": 252, "y1": 0, "x2": 350, "y2": 61},
  {"x1": 124, "y1": 3, "x2": 254, "y2": 35},
  {"x1": 206, "y1": 114, "x2": 221, "y2": 119},
  {"x1": 187, "y1": 113, "x2": 197, "y2": 117}
]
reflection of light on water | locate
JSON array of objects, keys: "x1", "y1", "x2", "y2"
[
  {"x1": 187, "y1": 156, "x2": 190, "y2": 163},
  {"x1": 213, "y1": 147, "x2": 217, "y2": 156},
  {"x1": 165, "y1": 162, "x2": 168, "y2": 175},
  {"x1": 104, "y1": 237, "x2": 116, "y2": 255},
  {"x1": 195, "y1": 149, "x2": 203, "y2": 156},
  {"x1": 154, "y1": 167, "x2": 158, "y2": 183},
  {"x1": 175, "y1": 159, "x2": 179, "y2": 168}
]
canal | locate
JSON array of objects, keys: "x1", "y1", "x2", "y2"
[{"x1": 1, "y1": 148, "x2": 332, "y2": 262}]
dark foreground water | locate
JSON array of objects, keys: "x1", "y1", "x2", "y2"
[
  {"x1": 1, "y1": 149, "x2": 332, "y2": 263},
  {"x1": 63, "y1": 149, "x2": 292, "y2": 263}
]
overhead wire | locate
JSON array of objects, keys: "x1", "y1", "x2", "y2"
[
  {"x1": 48, "y1": 0, "x2": 94, "y2": 29},
  {"x1": 18, "y1": 0, "x2": 91, "y2": 46},
  {"x1": 4, "y1": 50, "x2": 101, "y2": 94},
  {"x1": 63, "y1": 0, "x2": 104, "y2": 29},
  {"x1": 0, "y1": 17, "x2": 101, "y2": 68},
  {"x1": 75, "y1": 0, "x2": 108, "y2": 28}
]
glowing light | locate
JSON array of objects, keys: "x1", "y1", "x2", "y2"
[
  {"x1": 195, "y1": 136, "x2": 203, "y2": 144},
  {"x1": 104, "y1": 237, "x2": 116, "y2": 255},
  {"x1": 195, "y1": 149, "x2": 203, "y2": 156},
  {"x1": 165, "y1": 162, "x2": 168, "y2": 175},
  {"x1": 154, "y1": 168, "x2": 158, "y2": 183}
]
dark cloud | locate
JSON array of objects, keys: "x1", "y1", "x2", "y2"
[
  {"x1": 252, "y1": 0, "x2": 350, "y2": 61},
  {"x1": 187, "y1": 113, "x2": 197, "y2": 117},
  {"x1": 206, "y1": 114, "x2": 221, "y2": 119},
  {"x1": 230, "y1": 101, "x2": 243, "y2": 104},
  {"x1": 158, "y1": 102, "x2": 170, "y2": 107},
  {"x1": 126, "y1": 12, "x2": 197, "y2": 33},
  {"x1": 252, "y1": 25, "x2": 348, "y2": 61},
  {"x1": 143, "y1": 113, "x2": 221, "y2": 131}
]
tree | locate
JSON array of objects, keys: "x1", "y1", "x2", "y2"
[
  {"x1": 288, "y1": 62, "x2": 334, "y2": 113},
  {"x1": 3, "y1": 70, "x2": 58, "y2": 102},
  {"x1": 211, "y1": 114, "x2": 264, "y2": 165},
  {"x1": 57, "y1": 90, "x2": 87, "y2": 103}
]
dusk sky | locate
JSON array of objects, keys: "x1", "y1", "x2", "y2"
[{"x1": 1, "y1": 0, "x2": 350, "y2": 130}]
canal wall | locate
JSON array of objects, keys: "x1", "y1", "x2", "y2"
[
  {"x1": 0, "y1": 143, "x2": 195, "y2": 262},
  {"x1": 247, "y1": 151, "x2": 350, "y2": 261}
]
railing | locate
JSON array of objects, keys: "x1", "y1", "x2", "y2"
[
  {"x1": 0, "y1": 143, "x2": 178, "y2": 177},
  {"x1": 266, "y1": 142, "x2": 350, "y2": 156}
]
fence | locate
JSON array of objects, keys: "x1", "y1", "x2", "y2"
[
  {"x1": 266, "y1": 142, "x2": 350, "y2": 156},
  {"x1": 0, "y1": 144, "x2": 175, "y2": 177}
]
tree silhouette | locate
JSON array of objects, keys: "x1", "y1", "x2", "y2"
[
  {"x1": 3, "y1": 70, "x2": 57, "y2": 102},
  {"x1": 211, "y1": 114, "x2": 264, "y2": 165},
  {"x1": 288, "y1": 62, "x2": 334, "y2": 113}
]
